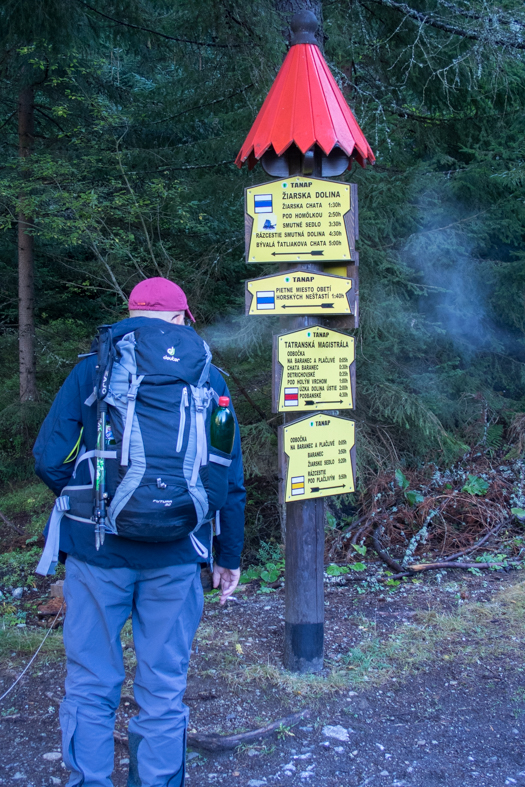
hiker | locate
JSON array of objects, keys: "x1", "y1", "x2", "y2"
[{"x1": 33, "y1": 277, "x2": 246, "y2": 787}]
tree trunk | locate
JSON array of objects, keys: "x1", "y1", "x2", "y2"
[{"x1": 18, "y1": 84, "x2": 37, "y2": 402}]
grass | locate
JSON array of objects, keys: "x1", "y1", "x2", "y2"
[
  {"x1": 2, "y1": 577, "x2": 525, "y2": 699},
  {"x1": 216, "y1": 580, "x2": 525, "y2": 698},
  {"x1": 0, "y1": 545, "x2": 64, "y2": 590},
  {"x1": 0, "y1": 624, "x2": 64, "y2": 663},
  {"x1": 0, "y1": 481, "x2": 55, "y2": 537}
]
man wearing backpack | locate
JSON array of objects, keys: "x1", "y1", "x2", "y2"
[{"x1": 34, "y1": 277, "x2": 245, "y2": 787}]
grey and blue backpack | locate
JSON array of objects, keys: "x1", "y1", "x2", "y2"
[{"x1": 64, "y1": 321, "x2": 231, "y2": 549}]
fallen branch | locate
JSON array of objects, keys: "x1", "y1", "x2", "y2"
[
  {"x1": 409, "y1": 560, "x2": 519, "y2": 572},
  {"x1": 372, "y1": 524, "x2": 410, "y2": 575},
  {"x1": 187, "y1": 709, "x2": 310, "y2": 752},
  {"x1": 386, "y1": 559, "x2": 521, "y2": 579},
  {"x1": 0, "y1": 510, "x2": 25, "y2": 536},
  {"x1": 113, "y1": 709, "x2": 310, "y2": 753},
  {"x1": 442, "y1": 518, "x2": 509, "y2": 562}
]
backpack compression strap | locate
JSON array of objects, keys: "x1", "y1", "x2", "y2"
[
  {"x1": 189, "y1": 386, "x2": 213, "y2": 487},
  {"x1": 121, "y1": 374, "x2": 145, "y2": 466}
]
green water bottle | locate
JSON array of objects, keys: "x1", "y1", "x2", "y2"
[{"x1": 210, "y1": 396, "x2": 235, "y2": 454}]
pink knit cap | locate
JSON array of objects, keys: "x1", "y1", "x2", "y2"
[{"x1": 128, "y1": 277, "x2": 195, "y2": 322}]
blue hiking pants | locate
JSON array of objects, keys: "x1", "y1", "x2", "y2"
[{"x1": 60, "y1": 556, "x2": 203, "y2": 787}]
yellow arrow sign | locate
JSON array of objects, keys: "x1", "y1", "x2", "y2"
[
  {"x1": 279, "y1": 413, "x2": 355, "y2": 503},
  {"x1": 246, "y1": 270, "x2": 355, "y2": 316},
  {"x1": 273, "y1": 326, "x2": 355, "y2": 412},
  {"x1": 245, "y1": 176, "x2": 355, "y2": 263}
]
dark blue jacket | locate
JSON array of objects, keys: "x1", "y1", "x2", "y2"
[{"x1": 33, "y1": 318, "x2": 245, "y2": 570}]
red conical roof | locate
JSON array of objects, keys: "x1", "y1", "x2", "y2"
[{"x1": 236, "y1": 43, "x2": 375, "y2": 170}]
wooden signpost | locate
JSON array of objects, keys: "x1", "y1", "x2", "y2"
[{"x1": 235, "y1": 9, "x2": 375, "y2": 673}]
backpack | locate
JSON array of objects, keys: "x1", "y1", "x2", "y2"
[{"x1": 64, "y1": 320, "x2": 232, "y2": 547}]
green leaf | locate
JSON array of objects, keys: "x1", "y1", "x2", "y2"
[
  {"x1": 352, "y1": 544, "x2": 367, "y2": 556},
  {"x1": 351, "y1": 562, "x2": 366, "y2": 572},
  {"x1": 326, "y1": 564, "x2": 350, "y2": 576},
  {"x1": 395, "y1": 469, "x2": 409, "y2": 490},
  {"x1": 462, "y1": 475, "x2": 490, "y2": 496},
  {"x1": 405, "y1": 490, "x2": 425, "y2": 506},
  {"x1": 511, "y1": 507, "x2": 525, "y2": 521},
  {"x1": 325, "y1": 512, "x2": 337, "y2": 530},
  {"x1": 260, "y1": 568, "x2": 280, "y2": 583},
  {"x1": 240, "y1": 566, "x2": 262, "y2": 583}
]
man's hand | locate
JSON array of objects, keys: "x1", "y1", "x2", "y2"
[{"x1": 212, "y1": 565, "x2": 241, "y2": 605}]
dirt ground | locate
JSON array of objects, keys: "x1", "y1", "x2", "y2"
[{"x1": 1, "y1": 566, "x2": 525, "y2": 787}]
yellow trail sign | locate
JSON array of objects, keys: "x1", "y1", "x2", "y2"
[
  {"x1": 244, "y1": 176, "x2": 356, "y2": 263},
  {"x1": 279, "y1": 413, "x2": 355, "y2": 503},
  {"x1": 273, "y1": 326, "x2": 355, "y2": 412},
  {"x1": 245, "y1": 270, "x2": 355, "y2": 316}
]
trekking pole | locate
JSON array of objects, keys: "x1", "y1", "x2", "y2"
[{"x1": 93, "y1": 325, "x2": 114, "y2": 550}]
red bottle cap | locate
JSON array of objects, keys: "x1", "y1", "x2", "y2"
[{"x1": 218, "y1": 396, "x2": 230, "y2": 407}]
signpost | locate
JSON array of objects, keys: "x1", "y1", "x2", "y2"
[
  {"x1": 235, "y1": 9, "x2": 375, "y2": 674},
  {"x1": 273, "y1": 326, "x2": 355, "y2": 412},
  {"x1": 245, "y1": 177, "x2": 358, "y2": 264},
  {"x1": 245, "y1": 270, "x2": 356, "y2": 317},
  {"x1": 279, "y1": 414, "x2": 356, "y2": 503}
]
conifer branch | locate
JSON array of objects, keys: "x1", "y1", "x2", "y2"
[
  {"x1": 0, "y1": 111, "x2": 16, "y2": 132},
  {"x1": 438, "y1": 0, "x2": 525, "y2": 30},
  {"x1": 365, "y1": 0, "x2": 525, "y2": 50},
  {"x1": 78, "y1": 1, "x2": 237, "y2": 48},
  {"x1": 149, "y1": 84, "x2": 254, "y2": 125},
  {"x1": 34, "y1": 106, "x2": 66, "y2": 134}
]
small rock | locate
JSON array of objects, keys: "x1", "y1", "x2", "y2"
[
  {"x1": 43, "y1": 752, "x2": 62, "y2": 761},
  {"x1": 322, "y1": 725, "x2": 350, "y2": 742},
  {"x1": 380, "y1": 770, "x2": 389, "y2": 776},
  {"x1": 186, "y1": 753, "x2": 199, "y2": 762},
  {"x1": 300, "y1": 773, "x2": 314, "y2": 780},
  {"x1": 119, "y1": 758, "x2": 129, "y2": 765},
  {"x1": 50, "y1": 778, "x2": 61, "y2": 786},
  {"x1": 299, "y1": 726, "x2": 313, "y2": 732},
  {"x1": 247, "y1": 748, "x2": 259, "y2": 757},
  {"x1": 11, "y1": 587, "x2": 23, "y2": 599},
  {"x1": 50, "y1": 580, "x2": 64, "y2": 599},
  {"x1": 334, "y1": 746, "x2": 344, "y2": 753},
  {"x1": 247, "y1": 781, "x2": 267, "y2": 787},
  {"x1": 283, "y1": 762, "x2": 296, "y2": 772},
  {"x1": 320, "y1": 741, "x2": 330, "y2": 749},
  {"x1": 12, "y1": 773, "x2": 24, "y2": 780},
  {"x1": 37, "y1": 597, "x2": 66, "y2": 617}
]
